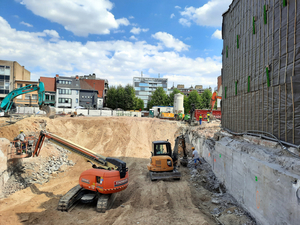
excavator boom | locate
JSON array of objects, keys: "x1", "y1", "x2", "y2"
[
  {"x1": 30, "y1": 130, "x2": 129, "y2": 212},
  {"x1": 0, "y1": 81, "x2": 55, "y2": 117}
]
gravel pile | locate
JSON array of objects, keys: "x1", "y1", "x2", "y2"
[{"x1": 3, "y1": 146, "x2": 74, "y2": 197}]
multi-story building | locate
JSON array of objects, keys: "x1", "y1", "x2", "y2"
[
  {"x1": 55, "y1": 74, "x2": 80, "y2": 108},
  {"x1": 39, "y1": 77, "x2": 56, "y2": 106},
  {"x1": 133, "y1": 77, "x2": 168, "y2": 108},
  {"x1": 79, "y1": 80, "x2": 98, "y2": 109},
  {"x1": 14, "y1": 80, "x2": 39, "y2": 106},
  {"x1": 0, "y1": 60, "x2": 30, "y2": 100},
  {"x1": 168, "y1": 84, "x2": 205, "y2": 97},
  {"x1": 79, "y1": 73, "x2": 108, "y2": 108}
]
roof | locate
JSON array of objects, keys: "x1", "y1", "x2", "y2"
[
  {"x1": 80, "y1": 80, "x2": 98, "y2": 93},
  {"x1": 82, "y1": 79, "x2": 105, "y2": 98},
  {"x1": 39, "y1": 77, "x2": 56, "y2": 92}
]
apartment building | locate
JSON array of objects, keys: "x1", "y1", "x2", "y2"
[
  {"x1": 0, "y1": 60, "x2": 30, "y2": 100},
  {"x1": 55, "y1": 74, "x2": 80, "y2": 108},
  {"x1": 133, "y1": 77, "x2": 168, "y2": 108}
]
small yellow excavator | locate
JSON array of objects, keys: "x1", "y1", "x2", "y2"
[{"x1": 147, "y1": 134, "x2": 188, "y2": 181}]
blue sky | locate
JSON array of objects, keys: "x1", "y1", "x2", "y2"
[{"x1": 0, "y1": 0, "x2": 232, "y2": 89}]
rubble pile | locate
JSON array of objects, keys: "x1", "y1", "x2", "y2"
[
  {"x1": 186, "y1": 158, "x2": 256, "y2": 225},
  {"x1": 3, "y1": 146, "x2": 74, "y2": 197}
]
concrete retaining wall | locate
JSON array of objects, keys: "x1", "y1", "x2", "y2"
[{"x1": 187, "y1": 131, "x2": 300, "y2": 225}]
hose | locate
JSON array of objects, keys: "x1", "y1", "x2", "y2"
[{"x1": 222, "y1": 128, "x2": 300, "y2": 159}]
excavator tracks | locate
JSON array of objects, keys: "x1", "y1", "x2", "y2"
[
  {"x1": 96, "y1": 193, "x2": 116, "y2": 213},
  {"x1": 57, "y1": 185, "x2": 86, "y2": 212}
]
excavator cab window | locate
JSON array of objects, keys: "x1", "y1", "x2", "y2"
[{"x1": 152, "y1": 142, "x2": 172, "y2": 157}]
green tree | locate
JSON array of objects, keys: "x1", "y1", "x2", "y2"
[
  {"x1": 188, "y1": 90, "x2": 201, "y2": 109},
  {"x1": 183, "y1": 95, "x2": 190, "y2": 114},
  {"x1": 199, "y1": 89, "x2": 212, "y2": 109},
  {"x1": 147, "y1": 87, "x2": 168, "y2": 110},
  {"x1": 116, "y1": 85, "x2": 125, "y2": 109},
  {"x1": 124, "y1": 84, "x2": 135, "y2": 110},
  {"x1": 135, "y1": 98, "x2": 144, "y2": 110},
  {"x1": 168, "y1": 88, "x2": 183, "y2": 106},
  {"x1": 106, "y1": 86, "x2": 117, "y2": 109}
]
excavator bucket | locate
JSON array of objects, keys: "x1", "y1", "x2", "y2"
[
  {"x1": 40, "y1": 105, "x2": 56, "y2": 118},
  {"x1": 149, "y1": 171, "x2": 181, "y2": 181}
]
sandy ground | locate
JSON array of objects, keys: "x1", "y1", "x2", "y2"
[{"x1": 0, "y1": 116, "x2": 217, "y2": 225}]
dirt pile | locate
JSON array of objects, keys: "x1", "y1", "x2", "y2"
[{"x1": 0, "y1": 116, "x2": 254, "y2": 225}]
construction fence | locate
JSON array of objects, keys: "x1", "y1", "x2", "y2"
[
  {"x1": 222, "y1": 0, "x2": 300, "y2": 144},
  {"x1": 14, "y1": 107, "x2": 141, "y2": 117}
]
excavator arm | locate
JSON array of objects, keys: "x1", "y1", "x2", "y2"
[
  {"x1": 33, "y1": 130, "x2": 127, "y2": 178},
  {"x1": 210, "y1": 91, "x2": 222, "y2": 111},
  {"x1": 0, "y1": 82, "x2": 55, "y2": 117}
]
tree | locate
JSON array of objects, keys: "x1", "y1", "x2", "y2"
[
  {"x1": 124, "y1": 84, "x2": 135, "y2": 110},
  {"x1": 188, "y1": 90, "x2": 201, "y2": 109},
  {"x1": 106, "y1": 86, "x2": 117, "y2": 109},
  {"x1": 183, "y1": 95, "x2": 190, "y2": 114},
  {"x1": 147, "y1": 87, "x2": 168, "y2": 110},
  {"x1": 116, "y1": 85, "x2": 125, "y2": 109},
  {"x1": 168, "y1": 88, "x2": 183, "y2": 106},
  {"x1": 135, "y1": 98, "x2": 144, "y2": 111},
  {"x1": 199, "y1": 89, "x2": 212, "y2": 109}
]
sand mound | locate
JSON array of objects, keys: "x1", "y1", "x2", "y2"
[{"x1": 0, "y1": 117, "x2": 217, "y2": 225}]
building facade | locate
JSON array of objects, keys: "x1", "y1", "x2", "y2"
[
  {"x1": 133, "y1": 77, "x2": 168, "y2": 108},
  {"x1": 79, "y1": 73, "x2": 108, "y2": 108},
  {"x1": 55, "y1": 74, "x2": 80, "y2": 108},
  {"x1": 79, "y1": 80, "x2": 98, "y2": 109},
  {"x1": 0, "y1": 60, "x2": 30, "y2": 100},
  {"x1": 168, "y1": 84, "x2": 205, "y2": 97},
  {"x1": 14, "y1": 80, "x2": 39, "y2": 106},
  {"x1": 39, "y1": 77, "x2": 56, "y2": 106}
]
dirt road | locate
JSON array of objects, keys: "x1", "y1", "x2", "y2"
[{"x1": 0, "y1": 116, "x2": 216, "y2": 225}]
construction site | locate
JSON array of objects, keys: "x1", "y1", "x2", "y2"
[{"x1": 0, "y1": 0, "x2": 300, "y2": 224}]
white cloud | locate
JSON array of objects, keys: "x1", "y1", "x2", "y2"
[
  {"x1": 113, "y1": 30, "x2": 125, "y2": 33},
  {"x1": 152, "y1": 32, "x2": 189, "y2": 52},
  {"x1": 175, "y1": 6, "x2": 181, "y2": 9},
  {"x1": 19, "y1": 0, "x2": 130, "y2": 37},
  {"x1": 0, "y1": 16, "x2": 221, "y2": 87},
  {"x1": 211, "y1": 29, "x2": 222, "y2": 39},
  {"x1": 180, "y1": 0, "x2": 231, "y2": 27},
  {"x1": 179, "y1": 18, "x2": 191, "y2": 27},
  {"x1": 129, "y1": 35, "x2": 138, "y2": 41},
  {"x1": 20, "y1": 21, "x2": 33, "y2": 27},
  {"x1": 129, "y1": 16, "x2": 134, "y2": 19},
  {"x1": 170, "y1": 13, "x2": 175, "y2": 19},
  {"x1": 130, "y1": 27, "x2": 149, "y2": 35}
]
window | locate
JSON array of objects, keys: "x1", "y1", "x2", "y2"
[
  {"x1": 16, "y1": 95, "x2": 22, "y2": 99},
  {"x1": 17, "y1": 84, "x2": 22, "y2": 89},
  {"x1": 51, "y1": 95, "x2": 55, "y2": 101},
  {"x1": 76, "y1": 98, "x2": 78, "y2": 103},
  {"x1": 46, "y1": 95, "x2": 50, "y2": 100},
  {"x1": 4, "y1": 66, "x2": 10, "y2": 75},
  {"x1": 32, "y1": 94, "x2": 37, "y2": 100},
  {"x1": 139, "y1": 83, "x2": 149, "y2": 87},
  {"x1": 58, "y1": 98, "x2": 71, "y2": 103},
  {"x1": 25, "y1": 94, "x2": 31, "y2": 100},
  {"x1": 0, "y1": 66, "x2": 4, "y2": 75},
  {"x1": 4, "y1": 82, "x2": 9, "y2": 90},
  {"x1": 59, "y1": 89, "x2": 71, "y2": 95},
  {"x1": 76, "y1": 90, "x2": 78, "y2": 95}
]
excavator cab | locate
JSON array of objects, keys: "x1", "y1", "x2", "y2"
[
  {"x1": 152, "y1": 141, "x2": 172, "y2": 157},
  {"x1": 147, "y1": 140, "x2": 181, "y2": 181}
]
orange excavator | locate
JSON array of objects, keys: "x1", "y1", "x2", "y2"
[
  {"x1": 210, "y1": 91, "x2": 222, "y2": 111},
  {"x1": 11, "y1": 130, "x2": 129, "y2": 213}
]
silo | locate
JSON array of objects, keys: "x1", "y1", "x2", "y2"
[{"x1": 174, "y1": 93, "x2": 184, "y2": 114}]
